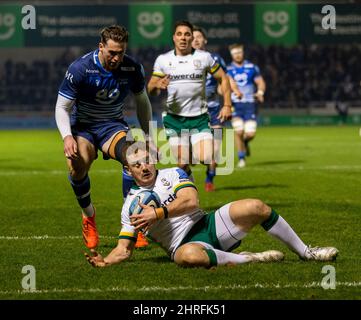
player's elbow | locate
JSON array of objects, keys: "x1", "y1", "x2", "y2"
[{"x1": 187, "y1": 196, "x2": 200, "y2": 211}]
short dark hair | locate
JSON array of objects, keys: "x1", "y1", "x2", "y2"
[
  {"x1": 100, "y1": 25, "x2": 129, "y2": 44},
  {"x1": 173, "y1": 20, "x2": 194, "y2": 34},
  {"x1": 193, "y1": 26, "x2": 207, "y2": 39}
]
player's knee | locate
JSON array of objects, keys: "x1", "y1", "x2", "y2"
[
  {"x1": 67, "y1": 160, "x2": 89, "y2": 180},
  {"x1": 199, "y1": 151, "x2": 213, "y2": 165},
  {"x1": 232, "y1": 118, "x2": 244, "y2": 133},
  {"x1": 245, "y1": 132, "x2": 256, "y2": 140},
  {"x1": 247, "y1": 199, "x2": 271, "y2": 220},
  {"x1": 175, "y1": 245, "x2": 207, "y2": 267}
]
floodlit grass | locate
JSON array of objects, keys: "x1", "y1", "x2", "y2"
[{"x1": 0, "y1": 126, "x2": 360, "y2": 299}]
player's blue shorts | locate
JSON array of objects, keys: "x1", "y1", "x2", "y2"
[
  {"x1": 208, "y1": 102, "x2": 222, "y2": 127},
  {"x1": 232, "y1": 102, "x2": 257, "y2": 121},
  {"x1": 71, "y1": 118, "x2": 129, "y2": 154}
]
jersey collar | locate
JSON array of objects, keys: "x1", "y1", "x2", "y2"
[
  {"x1": 173, "y1": 47, "x2": 195, "y2": 57},
  {"x1": 93, "y1": 49, "x2": 113, "y2": 76}
]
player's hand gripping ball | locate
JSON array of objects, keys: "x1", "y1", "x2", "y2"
[{"x1": 129, "y1": 190, "x2": 161, "y2": 215}]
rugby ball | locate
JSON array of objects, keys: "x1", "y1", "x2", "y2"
[{"x1": 129, "y1": 190, "x2": 161, "y2": 216}]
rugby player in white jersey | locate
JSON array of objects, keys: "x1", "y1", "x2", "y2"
[
  {"x1": 147, "y1": 20, "x2": 232, "y2": 181},
  {"x1": 85, "y1": 141, "x2": 338, "y2": 268}
]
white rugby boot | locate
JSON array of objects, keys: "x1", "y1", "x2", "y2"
[
  {"x1": 238, "y1": 158, "x2": 246, "y2": 168},
  {"x1": 302, "y1": 246, "x2": 339, "y2": 261}
]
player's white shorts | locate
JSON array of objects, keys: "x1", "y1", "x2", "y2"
[
  {"x1": 174, "y1": 202, "x2": 247, "y2": 258},
  {"x1": 168, "y1": 131, "x2": 213, "y2": 147},
  {"x1": 231, "y1": 118, "x2": 257, "y2": 134}
]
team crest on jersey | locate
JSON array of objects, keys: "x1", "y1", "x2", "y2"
[
  {"x1": 161, "y1": 178, "x2": 170, "y2": 187},
  {"x1": 193, "y1": 60, "x2": 202, "y2": 69}
]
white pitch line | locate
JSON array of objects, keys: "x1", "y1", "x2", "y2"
[
  {"x1": 0, "y1": 282, "x2": 360, "y2": 295},
  {"x1": 1, "y1": 165, "x2": 361, "y2": 176},
  {"x1": 0, "y1": 235, "x2": 115, "y2": 240}
]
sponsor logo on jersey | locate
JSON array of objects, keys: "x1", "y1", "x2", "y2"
[
  {"x1": 193, "y1": 59, "x2": 202, "y2": 69},
  {"x1": 170, "y1": 73, "x2": 203, "y2": 81},
  {"x1": 161, "y1": 178, "x2": 170, "y2": 187},
  {"x1": 86, "y1": 69, "x2": 100, "y2": 73},
  {"x1": 162, "y1": 193, "x2": 176, "y2": 206}
]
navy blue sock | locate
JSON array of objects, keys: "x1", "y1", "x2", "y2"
[
  {"x1": 238, "y1": 151, "x2": 246, "y2": 160},
  {"x1": 122, "y1": 169, "x2": 134, "y2": 199},
  {"x1": 68, "y1": 174, "x2": 91, "y2": 209},
  {"x1": 205, "y1": 169, "x2": 216, "y2": 183}
]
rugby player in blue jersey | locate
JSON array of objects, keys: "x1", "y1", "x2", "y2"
[
  {"x1": 227, "y1": 44, "x2": 266, "y2": 168},
  {"x1": 55, "y1": 25, "x2": 152, "y2": 249},
  {"x1": 192, "y1": 26, "x2": 233, "y2": 192}
]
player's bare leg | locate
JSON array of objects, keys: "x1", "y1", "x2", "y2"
[
  {"x1": 102, "y1": 131, "x2": 149, "y2": 248},
  {"x1": 232, "y1": 117, "x2": 246, "y2": 168},
  {"x1": 192, "y1": 138, "x2": 214, "y2": 190},
  {"x1": 228, "y1": 200, "x2": 338, "y2": 261},
  {"x1": 192, "y1": 138, "x2": 213, "y2": 165},
  {"x1": 174, "y1": 241, "x2": 283, "y2": 269},
  {"x1": 175, "y1": 199, "x2": 338, "y2": 268},
  {"x1": 244, "y1": 131, "x2": 255, "y2": 157},
  {"x1": 67, "y1": 136, "x2": 98, "y2": 249},
  {"x1": 174, "y1": 243, "x2": 213, "y2": 268},
  {"x1": 170, "y1": 140, "x2": 194, "y2": 181},
  {"x1": 204, "y1": 126, "x2": 222, "y2": 192}
]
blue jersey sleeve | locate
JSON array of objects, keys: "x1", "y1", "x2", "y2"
[
  {"x1": 216, "y1": 55, "x2": 227, "y2": 73},
  {"x1": 58, "y1": 62, "x2": 83, "y2": 100},
  {"x1": 130, "y1": 63, "x2": 146, "y2": 95}
]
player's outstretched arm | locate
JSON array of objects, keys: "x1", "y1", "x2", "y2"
[
  {"x1": 147, "y1": 75, "x2": 170, "y2": 96},
  {"x1": 134, "y1": 90, "x2": 153, "y2": 137},
  {"x1": 55, "y1": 94, "x2": 78, "y2": 159},
  {"x1": 254, "y1": 76, "x2": 266, "y2": 103},
  {"x1": 85, "y1": 239, "x2": 134, "y2": 268},
  {"x1": 213, "y1": 68, "x2": 232, "y2": 122}
]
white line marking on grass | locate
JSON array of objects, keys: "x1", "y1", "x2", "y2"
[
  {"x1": 0, "y1": 282, "x2": 360, "y2": 295},
  {"x1": 0, "y1": 235, "x2": 115, "y2": 240},
  {"x1": 1, "y1": 165, "x2": 361, "y2": 176}
]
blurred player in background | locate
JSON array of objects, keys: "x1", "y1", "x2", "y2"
[
  {"x1": 227, "y1": 44, "x2": 266, "y2": 168},
  {"x1": 85, "y1": 141, "x2": 339, "y2": 268},
  {"x1": 55, "y1": 25, "x2": 152, "y2": 249},
  {"x1": 192, "y1": 26, "x2": 232, "y2": 192},
  {"x1": 147, "y1": 20, "x2": 232, "y2": 183}
]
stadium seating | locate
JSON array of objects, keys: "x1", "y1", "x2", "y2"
[{"x1": 0, "y1": 44, "x2": 360, "y2": 112}]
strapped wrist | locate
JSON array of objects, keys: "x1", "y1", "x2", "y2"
[{"x1": 154, "y1": 207, "x2": 168, "y2": 220}]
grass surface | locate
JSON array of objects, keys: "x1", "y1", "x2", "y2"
[{"x1": 0, "y1": 126, "x2": 360, "y2": 300}]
